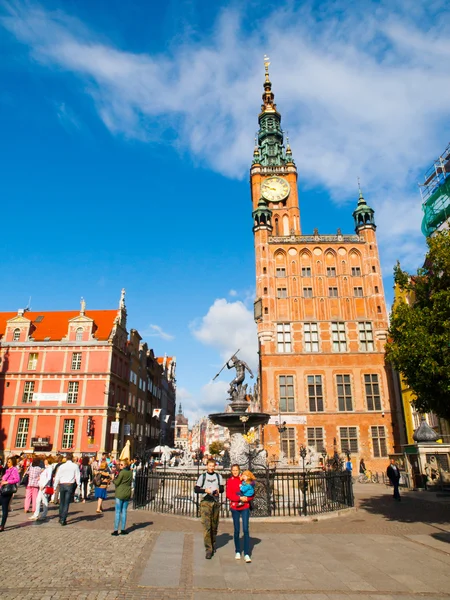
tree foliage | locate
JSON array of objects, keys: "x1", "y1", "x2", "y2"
[
  {"x1": 386, "y1": 230, "x2": 450, "y2": 419},
  {"x1": 208, "y1": 441, "x2": 224, "y2": 456}
]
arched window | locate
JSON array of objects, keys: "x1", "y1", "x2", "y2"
[
  {"x1": 13, "y1": 328, "x2": 20, "y2": 341},
  {"x1": 275, "y1": 218, "x2": 279, "y2": 236},
  {"x1": 76, "y1": 327, "x2": 83, "y2": 342},
  {"x1": 283, "y1": 215, "x2": 289, "y2": 235}
]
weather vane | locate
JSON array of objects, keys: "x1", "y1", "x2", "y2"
[{"x1": 264, "y1": 54, "x2": 270, "y2": 80}]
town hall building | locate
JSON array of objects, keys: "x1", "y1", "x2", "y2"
[{"x1": 252, "y1": 60, "x2": 403, "y2": 470}]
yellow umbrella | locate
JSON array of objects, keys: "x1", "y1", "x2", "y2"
[{"x1": 119, "y1": 439, "x2": 131, "y2": 460}]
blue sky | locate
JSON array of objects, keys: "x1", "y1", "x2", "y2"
[{"x1": 1, "y1": 0, "x2": 450, "y2": 423}]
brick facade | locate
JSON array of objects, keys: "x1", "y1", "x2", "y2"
[{"x1": 251, "y1": 65, "x2": 403, "y2": 470}]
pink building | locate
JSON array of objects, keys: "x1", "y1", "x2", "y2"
[{"x1": 0, "y1": 293, "x2": 130, "y2": 456}]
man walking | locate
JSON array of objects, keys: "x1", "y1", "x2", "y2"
[
  {"x1": 53, "y1": 452, "x2": 80, "y2": 525},
  {"x1": 387, "y1": 458, "x2": 401, "y2": 501},
  {"x1": 195, "y1": 458, "x2": 224, "y2": 559}
]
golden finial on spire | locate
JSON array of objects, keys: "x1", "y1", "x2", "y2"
[{"x1": 264, "y1": 54, "x2": 270, "y2": 82}]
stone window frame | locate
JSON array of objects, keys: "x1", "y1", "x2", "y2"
[
  {"x1": 351, "y1": 267, "x2": 361, "y2": 276},
  {"x1": 281, "y1": 427, "x2": 296, "y2": 460},
  {"x1": 371, "y1": 425, "x2": 388, "y2": 458},
  {"x1": 328, "y1": 287, "x2": 338, "y2": 297},
  {"x1": 331, "y1": 322, "x2": 347, "y2": 352},
  {"x1": 326, "y1": 267, "x2": 336, "y2": 277},
  {"x1": 278, "y1": 374, "x2": 296, "y2": 413},
  {"x1": 354, "y1": 287, "x2": 364, "y2": 297},
  {"x1": 307, "y1": 374, "x2": 324, "y2": 412},
  {"x1": 67, "y1": 381, "x2": 79, "y2": 404},
  {"x1": 301, "y1": 267, "x2": 311, "y2": 277},
  {"x1": 303, "y1": 287, "x2": 313, "y2": 298},
  {"x1": 307, "y1": 427, "x2": 325, "y2": 452},
  {"x1": 359, "y1": 322, "x2": 374, "y2": 352},
  {"x1": 364, "y1": 373, "x2": 382, "y2": 411},
  {"x1": 277, "y1": 287, "x2": 288, "y2": 299},
  {"x1": 13, "y1": 328, "x2": 21, "y2": 341},
  {"x1": 336, "y1": 374, "x2": 353, "y2": 412},
  {"x1": 339, "y1": 426, "x2": 359, "y2": 453}
]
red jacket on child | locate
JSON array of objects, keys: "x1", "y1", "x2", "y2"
[{"x1": 226, "y1": 475, "x2": 254, "y2": 511}]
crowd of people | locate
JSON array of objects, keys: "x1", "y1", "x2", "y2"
[{"x1": 0, "y1": 452, "x2": 138, "y2": 533}]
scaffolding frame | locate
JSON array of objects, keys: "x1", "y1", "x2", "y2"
[{"x1": 419, "y1": 142, "x2": 450, "y2": 236}]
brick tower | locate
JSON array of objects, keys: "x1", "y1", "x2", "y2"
[{"x1": 251, "y1": 58, "x2": 402, "y2": 470}]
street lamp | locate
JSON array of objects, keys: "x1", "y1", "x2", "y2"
[
  {"x1": 321, "y1": 448, "x2": 327, "y2": 470},
  {"x1": 275, "y1": 412, "x2": 287, "y2": 465},
  {"x1": 299, "y1": 445, "x2": 308, "y2": 516}
]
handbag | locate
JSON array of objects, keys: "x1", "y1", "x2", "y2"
[
  {"x1": 1, "y1": 483, "x2": 18, "y2": 496},
  {"x1": 21, "y1": 472, "x2": 29, "y2": 487},
  {"x1": 45, "y1": 486, "x2": 54, "y2": 496}
]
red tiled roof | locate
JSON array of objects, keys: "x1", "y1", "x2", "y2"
[
  {"x1": 0, "y1": 310, "x2": 118, "y2": 341},
  {"x1": 156, "y1": 356, "x2": 174, "y2": 365}
]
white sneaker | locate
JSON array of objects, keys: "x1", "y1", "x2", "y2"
[
  {"x1": 235, "y1": 552, "x2": 241, "y2": 560},
  {"x1": 244, "y1": 554, "x2": 252, "y2": 563}
]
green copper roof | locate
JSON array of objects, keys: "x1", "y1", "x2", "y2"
[{"x1": 352, "y1": 187, "x2": 376, "y2": 231}]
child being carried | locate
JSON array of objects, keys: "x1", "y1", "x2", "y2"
[{"x1": 237, "y1": 470, "x2": 256, "y2": 507}]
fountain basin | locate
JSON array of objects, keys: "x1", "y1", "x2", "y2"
[{"x1": 209, "y1": 412, "x2": 270, "y2": 431}]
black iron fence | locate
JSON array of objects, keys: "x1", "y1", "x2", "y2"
[{"x1": 133, "y1": 468, "x2": 353, "y2": 518}]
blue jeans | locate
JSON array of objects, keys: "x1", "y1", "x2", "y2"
[
  {"x1": 59, "y1": 483, "x2": 75, "y2": 523},
  {"x1": 231, "y1": 508, "x2": 250, "y2": 555},
  {"x1": 114, "y1": 498, "x2": 129, "y2": 531}
]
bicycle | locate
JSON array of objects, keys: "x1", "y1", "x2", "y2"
[{"x1": 358, "y1": 470, "x2": 378, "y2": 483}]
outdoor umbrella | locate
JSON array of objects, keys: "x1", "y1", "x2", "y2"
[{"x1": 119, "y1": 439, "x2": 131, "y2": 460}]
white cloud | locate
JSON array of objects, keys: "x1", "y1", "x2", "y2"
[
  {"x1": 190, "y1": 298, "x2": 258, "y2": 373},
  {"x1": 56, "y1": 101, "x2": 81, "y2": 132},
  {"x1": 142, "y1": 324, "x2": 174, "y2": 341},
  {"x1": 2, "y1": 2, "x2": 450, "y2": 269},
  {"x1": 183, "y1": 380, "x2": 229, "y2": 425},
  {"x1": 228, "y1": 289, "x2": 238, "y2": 297}
]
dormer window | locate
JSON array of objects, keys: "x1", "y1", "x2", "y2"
[
  {"x1": 76, "y1": 327, "x2": 83, "y2": 342},
  {"x1": 13, "y1": 328, "x2": 20, "y2": 341}
]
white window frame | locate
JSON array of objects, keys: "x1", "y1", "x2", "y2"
[
  {"x1": 359, "y1": 322, "x2": 374, "y2": 351},
  {"x1": 13, "y1": 328, "x2": 20, "y2": 341},
  {"x1": 279, "y1": 375, "x2": 295, "y2": 412},
  {"x1": 67, "y1": 381, "x2": 79, "y2": 404},
  {"x1": 277, "y1": 323, "x2": 292, "y2": 353},
  {"x1": 22, "y1": 381, "x2": 35, "y2": 403},
  {"x1": 76, "y1": 327, "x2": 83, "y2": 341},
  {"x1": 331, "y1": 322, "x2": 347, "y2": 352},
  {"x1": 307, "y1": 375, "x2": 324, "y2": 412},
  {"x1": 71, "y1": 352, "x2": 82, "y2": 370},
  {"x1": 15, "y1": 418, "x2": 30, "y2": 448},
  {"x1": 62, "y1": 419, "x2": 75, "y2": 449},
  {"x1": 27, "y1": 353, "x2": 39, "y2": 370},
  {"x1": 304, "y1": 322, "x2": 319, "y2": 352}
]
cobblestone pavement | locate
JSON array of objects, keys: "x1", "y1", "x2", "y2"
[{"x1": 1, "y1": 483, "x2": 450, "y2": 600}]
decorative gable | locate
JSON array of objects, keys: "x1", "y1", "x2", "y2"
[{"x1": 5, "y1": 310, "x2": 33, "y2": 342}]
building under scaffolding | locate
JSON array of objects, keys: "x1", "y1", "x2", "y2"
[{"x1": 420, "y1": 142, "x2": 450, "y2": 237}]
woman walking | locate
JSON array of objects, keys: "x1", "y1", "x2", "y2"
[
  {"x1": 24, "y1": 457, "x2": 43, "y2": 514},
  {"x1": 94, "y1": 460, "x2": 111, "y2": 513},
  {"x1": 111, "y1": 458, "x2": 133, "y2": 536},
  {"x1": 80, "y1": 456, "x2": 93, "y2": 502},
  {"x1": 29, "y1": 456, "x2": 54, "y2": 521},
  {"x1": 226, "y1": 464, "x2": 254, "y2": 563},
  {"x1": 0, "y1": 457, "x2": 20, "y2": 531}
]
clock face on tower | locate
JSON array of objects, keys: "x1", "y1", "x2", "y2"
[{"x1": 260, "y1": 176, "x2": 290, "y2": 202}]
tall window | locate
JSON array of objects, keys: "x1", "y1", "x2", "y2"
[
  {"x1": 336, "y1": 375, "x2": 353, "y2": 411},
  {"x1": 62, "y1": 419, "x2": 75, "y2": 449},
  {"x1": 304, "y1": 322, "x2": 319, "y2": 352},
  {"x1": 301, "y1": 267, "x2": 311, "y2": 277},
  {"x1": 340, "y1": 427, "x2": 358, "y2": 453},
  {"x1": 67, "y1": 381, "x2": 79, "y2": 404},
  {"x1": 277, "y1": 323, "x2": 291, "y2": 353},
  {"x1": 354, "y1": 287, "x2": 363, "y2": 297},
  {"x1": 328, "y1": 287, "x2": 338, "y2": 297},
  {"x1": 331, "y1": 322, "x2": 347, "y2": 352},
  {"x1": 76, "y1": 327, "x2": 83, "y2": 341},
  {"x1": 27, "y1": 353, "x2": 39, "y2": 370},
  {"x1": 307, "y1": 375, "x2": 324, "y2": 411},
  {"x1": 279, "y1": 375, "x2": 295, "y2": 412},
  {"x1": 307, "y1": 427, "x2": 324, "y2": 452},
  {"x1": 351, "y1": 267, "x2": 361, "y2": 276},
  {"x1": 281, "y1": 428, "x2": 296, "y2": 460},
  {"x1": 16, "y1": 418, "x2": 30, "y2": 448},
  {"x1": 326, "y1": 267, "x2": 336, "y2": 277},
  {"x1": 22, "y1": 381, "x2": 35, "y2": 403},
  {"x1": 71, "y1": 352, "x2": 82, "y2": 370},
  {"x1": 303, "y1": 287, "x2": 313, "y2": 298},
  {"x1": 365, "y1": 374, "x2": 381, "y2": 410},
  {"x1": 13, "y1": 328, "x2": 20, "y2": 341},
  {"x1": 277, "y1": 288, "x2": 287, "y2": 299},
  {"x1": 276, "y1": 267, "x2": 286, "y2": 277},
  {"x1": 371, "y1": 426, "x2": 387, "y2": 457},
  {"x1": 359, "y1": 322, "x2": 374, "y2": 351}
]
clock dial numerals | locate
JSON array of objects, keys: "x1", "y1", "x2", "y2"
[{"x1": 261, "y1": 176, "x2": 290, "y2": 202}]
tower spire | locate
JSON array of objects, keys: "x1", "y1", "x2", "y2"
[
  {"x1": 353, "y1": 181, "x2": 376, "y2": 232},
  {"x1": 254, "y1": 56, "x2": 293, "y2": 167}
]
